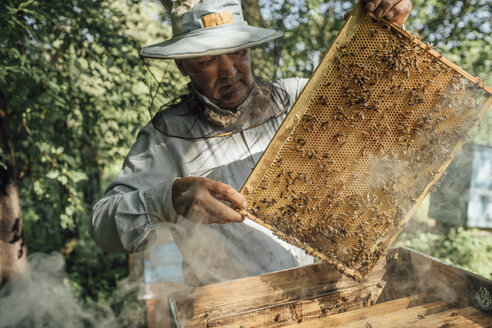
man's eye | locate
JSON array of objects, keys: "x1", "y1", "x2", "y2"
[{"x1": 200, "y1": 57, "x2": 215, "y2": 65}]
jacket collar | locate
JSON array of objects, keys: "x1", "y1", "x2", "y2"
[{"x1": 189, "y1": 83, "x2": 257, "y2": 127}]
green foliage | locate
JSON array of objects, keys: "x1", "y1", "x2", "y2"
[
  {"x1": 258, "y1": 0, "x2": 353, "y2": 77},
  {"x1": 396, "y1": 226, "x2": 492, "y2": 279},
  {"x1": 0, "y1": 0, "x2": 185, "y2": 308}
]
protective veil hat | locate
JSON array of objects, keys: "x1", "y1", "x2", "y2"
[{"x1": 139, "y1": 0, "x2": 284, "y2": 59}]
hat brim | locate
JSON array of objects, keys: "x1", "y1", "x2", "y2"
[{"x1": 139, "y1": 22, "x2": 283, "y2": 59}]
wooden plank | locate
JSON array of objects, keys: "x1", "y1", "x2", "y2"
[
  {"x1": 171, "y1": 257, "x2": 388, "y2": 325},
  {"x1": 334, "y1": 301, "x2": 450, "y2": 328},
  {"x1": 206, "y1": 283, "x2": 384, "y2": 327},
  {"x1": 288, "y1": 301, "x2": 450, "y2": 327},
  {"x1": 377, "y1": 247, "x2": 492, "y2": 310},
  {"x1": 146, "y1": 298, "x2": 173, "y2": 328},
  {"x1": 376, "y1": 248, "x2": 419, "y2": 302},
  {"x1": 396, "y1": 248, "x2": 492, "y2": 308},
  {"x1": 404, "y1": 307, "x2": 492, "y2": 328},
  {"x1": 286, "y1": 293, "x2": 428, "y2": 327},
  {"x1": 431, "y1": 318, "x2": 489, "y2": 328},
  {"x1": 144, "y1": 282, "x2": 187, "y2": 328}
]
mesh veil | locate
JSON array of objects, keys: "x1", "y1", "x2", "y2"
[{"x1": 143, "y1": 39, "x2": 292, "y2": 141}]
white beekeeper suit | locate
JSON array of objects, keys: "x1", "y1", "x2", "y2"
[
  {"x1": 90, "y1": 77, "x2": 314, "y2": 286},
  {"x1": 89, "y1": 0, "x2": 315, "y2": 287}
]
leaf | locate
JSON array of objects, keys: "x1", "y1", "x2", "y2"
[
  {"x1": 17, "y1": 0, "x2": 35, "y2": 11},
  {"x1": 57, "y1": 175, "x2": 68, "y2": 185},
  {"x1": 46, "y1": 171, "x2": 59, "y2": 179}
]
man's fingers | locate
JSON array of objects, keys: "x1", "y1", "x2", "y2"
[
  {"x1": 376, "y1": 0, "x2": 401, "y2": 17},
  {"x1": 365, "y1": 0, "x2": 411, "y2": 26},
  {"x1": 365, "y1": 0, "x2": 382, "y2": 13},
  {"x1": 189, "y1": 193, "x2": 243, "y2": 223},
  {"x1": 205, "y1": 196, "x2": 244, "y2": 223},
  {"x1": 387, "y1": 0, "x2": 412, "y2": 26},
  {"x1": 210, "y1": 181, "x2": 247, "y2": 209},
  {"x1": 173, "y1": 177, "x2": 247, "y2": 224},
  {"x1": 215, "y1": 202, "x2": 243, "y2": 222}
]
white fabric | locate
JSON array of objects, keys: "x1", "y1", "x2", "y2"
[
  {"x1": 140, "y1": 0, "x2": 283, "y2": 59},
  {"x1": 90, "y1": 77, "x2": 311, "y2": 286}
]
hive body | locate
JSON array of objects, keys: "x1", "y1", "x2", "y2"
[{"x1": 240, "y1": 3, "x2": 492, "y2": 281}]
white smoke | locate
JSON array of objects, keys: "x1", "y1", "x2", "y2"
[{"x1": 0, "y1": 252, "x2": 143, "y2": 328}]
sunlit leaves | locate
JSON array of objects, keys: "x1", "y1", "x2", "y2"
[{"x1": 1, "y1": 0, "x2": 179, "y2": 300}]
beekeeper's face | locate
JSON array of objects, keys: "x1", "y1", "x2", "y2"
[{"x1": 176, "y1": 49, "x2": 254, "y2": 110}]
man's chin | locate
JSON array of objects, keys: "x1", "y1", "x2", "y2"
[{"x1": 218, "y1": 90, "x2": 248, "y2": 110}]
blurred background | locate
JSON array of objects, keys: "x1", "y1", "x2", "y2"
[{"x1": 0, "y1": 0, "x2": 491, "y2": 326}]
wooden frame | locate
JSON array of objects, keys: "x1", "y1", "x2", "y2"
[{"x1": 238, "y1": 0, "x2": 492, "y2": 281}]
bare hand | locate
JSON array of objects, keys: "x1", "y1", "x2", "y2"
[
  {"x1": 364, "y1": 0, "x2": 412, "y2": 26},
  {"x1": 172, "y1": 177, "x2": 247, "y2": 224}
]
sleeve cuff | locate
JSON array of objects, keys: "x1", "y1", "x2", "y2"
[{"x1": 144, "y1": 178, "x2": 180, "y2": 224}]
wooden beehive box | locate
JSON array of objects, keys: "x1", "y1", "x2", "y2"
[{"x1": 163, "y1": 247, "x2": 492, "y2": 327}]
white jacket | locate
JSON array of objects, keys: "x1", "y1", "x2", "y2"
[{"x1": 90, "y1": 78, "x2": 313, "y2": 286}]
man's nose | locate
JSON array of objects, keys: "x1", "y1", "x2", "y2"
[{"x1": 217, "y1": 54, "x2": 236, "y2": 79}]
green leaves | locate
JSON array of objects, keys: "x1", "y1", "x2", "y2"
[
  {"x1": 397, "y1": 227, "x2": 492, "y2": 278},
  {"x1": 1, "y1": 0, "x2": 178, "y2": 302}
]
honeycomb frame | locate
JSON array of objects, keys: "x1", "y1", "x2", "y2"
[{"x1": 240, "y1": 1, "x2": 492, "y2": 282}]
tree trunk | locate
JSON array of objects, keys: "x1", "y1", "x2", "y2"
[{"x1": 0, "y1": 100, "x2": 27, "y2": 286}]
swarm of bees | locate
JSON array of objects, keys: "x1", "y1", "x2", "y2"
[{"x1": 241, "y1": 11, "x2": 491, "y2": 281}]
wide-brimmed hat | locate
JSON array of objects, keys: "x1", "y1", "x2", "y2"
[{"x1": 139, "y1": 0, "x2": 283, "y2": 59}]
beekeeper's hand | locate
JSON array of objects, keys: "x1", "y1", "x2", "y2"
[
  {"x1": 172, "y1": 177, "x2": 247, "y2": 224},
  {"x1": 364, "y1": 0, "x2": 412, "y2": 26}
]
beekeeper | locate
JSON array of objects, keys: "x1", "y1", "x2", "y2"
[{"x1": 90, "y1": 0, "x2": 411, "y2": 287}]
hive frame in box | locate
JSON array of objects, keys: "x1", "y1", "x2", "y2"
[{"x1": 239, "y1": 1, "x2": 492, "y2": 282}]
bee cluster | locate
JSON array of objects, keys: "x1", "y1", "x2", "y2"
[{"x1": 244, "y1": 13, "x2": 488, "y2": 281}]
